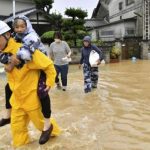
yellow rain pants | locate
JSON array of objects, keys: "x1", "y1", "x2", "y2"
[{"x1": 11, "y1": 108, "x2": 61, "y2": 147}]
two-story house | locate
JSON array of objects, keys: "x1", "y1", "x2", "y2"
[
  {"x1": 89, "y1": 0, "x2": 143, "y2": 41},
  {"x1": 88, "y1": 0, "x2": 147, "y2": 59}
]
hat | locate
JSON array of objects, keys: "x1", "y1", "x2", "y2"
[
  {"x1": 83, "y1": 36, "x2": 91, "y2": 42},
  {"x1": 0, "y1": 21, "x2": 11, "y2": 35}
]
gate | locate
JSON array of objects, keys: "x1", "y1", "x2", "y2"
[{"x1": 122, "y1": 37, "x2": 142, "y2": 59}]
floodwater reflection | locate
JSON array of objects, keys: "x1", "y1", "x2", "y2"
[{"x1": 0, "y1": 60, "x2": 150, "y2": 150}]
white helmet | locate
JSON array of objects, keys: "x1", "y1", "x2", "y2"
[{"x1": 0, "y1": 20, "x2": 11, "y2": 35}]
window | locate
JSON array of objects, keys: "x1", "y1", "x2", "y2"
[
  {"x1": 119, "y1": 2, "x2": 123, "y2": 10},
  {"x1": 126, "y1": 0, "x2": 134, "y2": 6},
  {"x1": 101, "y1": 30, "x2": 114, "y2": 36},
  {"x1": 125, "y1": 28, "x2": 135, "y2": 36}
]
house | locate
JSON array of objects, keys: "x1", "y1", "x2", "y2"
[
  {"x1": 87, "y1": 0, "x2": 150, "y2": 59},
  {"x1": 0, "y1": 0, "x2": 35, "y2": 19},
  {"x1": 89, "y1": 0, "x2": 142, "y2": 41},
  {"x1": 0, "y1": 0, "x2": 51, "y2": 36}
]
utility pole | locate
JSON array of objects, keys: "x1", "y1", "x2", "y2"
[
  {"x1": 141, "y1": 0, "x2": 150, "y2": 59},
  {"x1": 13, "y1": 0, "x2": 16, "y2": 19},
  {"x1": 143, "y1": 0, "x2": 150, "y2": 40}
]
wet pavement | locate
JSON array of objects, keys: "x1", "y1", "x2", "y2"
[{"x1": 0, "y1": 60, "x2": 150, "y2": 150}]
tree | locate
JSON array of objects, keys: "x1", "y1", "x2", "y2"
[
  {"x1": 65, "y1": 8, "x2": 87, "y2": 21},
  {"x1": 63, "y1": 8, "x2": 88, "y2": 46},
  {"x1": 33, "y1": 0, "x2": 63, "y2": 31},
  {"x1": 45, "y1": 13, "x2": 63, "y2": 31},
  {"x1": 33, "y1": 0, "x2": 54, "y2": 14}
]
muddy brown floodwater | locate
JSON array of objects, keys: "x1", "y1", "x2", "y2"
[{"x1": 0, "y1": 60, "x2": 150, "y2": 150}]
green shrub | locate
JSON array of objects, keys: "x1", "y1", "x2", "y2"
[
  {"x1": 110, "y1": 46, "x2": 121, "y2": 59},
  {"x1": 41, "y1": 31, "x2": 55, "y2": 44},
  {"x1": 91, "y1": 40, "x2": 104, "y2": 46}
]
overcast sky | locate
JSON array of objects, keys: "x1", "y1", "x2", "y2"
[{"x1": 51, "y1": 0, "x2": 99, "y2": 18}]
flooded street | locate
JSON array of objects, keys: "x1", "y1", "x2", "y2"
[{"x1": 0, "y1": 60, "x2": 150, "y2": 150}]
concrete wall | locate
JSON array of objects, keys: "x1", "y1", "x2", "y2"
[
  {"x1": 45, "y1": 44, "x2": 110, "y2": 64},
  {"x1": 141, "y1": 41, "x2": 149, "y2": 59},
  {"x1": 68, "y1": 47, "x2": 110, "y2": 64}
]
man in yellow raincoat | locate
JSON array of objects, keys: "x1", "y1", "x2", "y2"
[{"x1": 0, "y1": 20, "x2": 61, "y2": 147}]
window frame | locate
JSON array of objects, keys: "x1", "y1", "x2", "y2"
[
  {"x1": 101, "y1": 30, "x2": 114, "y2": 36},
  {"x1": 126, "y1": 0, "x2": 134, "y2": 6},
  {"x1": 119, "y1": 2, "x2": 123, "y2": 10},
  {"x1": 125, "y1": 27, "x2": 135, "y2": 36}
]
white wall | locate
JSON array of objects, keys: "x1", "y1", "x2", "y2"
[
  {"x1": 90, "y1": 20, "x2": 136, "y2": 41},
  {"x1": 90, "y1": 30, "x2": 97, "y2": 40},
  {"x1": 0, "y1": 0, "x2": 35, "y2": 16},
  {"x1": 109, "y1": 0, "x2": 142, "y2": 22},
  {"x1": 100, "y1": 23, "x2": 125, "y2": 41}
]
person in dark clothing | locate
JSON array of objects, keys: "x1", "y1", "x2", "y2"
[{"x1": 79, "y1": 36, "x2": 103, "y2": 93}]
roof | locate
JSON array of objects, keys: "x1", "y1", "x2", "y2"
[
  {"x1": 91, "y1": 0, "x2": 109, "y2": 19},
  {"x1": 4, "y1": 7, "x2": 37, "y2": 22},
  {"x1": 4, "y1": 0, "x2": 34, "y2": 3},
  {"x1": 0, "y1": 15, "x2": 8, "y2": 20},
  {"x1": 88, "y1": 17, "x2": 137, "y2": 30},
  {"x1": 84, "y1": 19, "x2": 108, "y2": 28},
  {"x1": 91, "y1": 0, "x2": 101, "y2": 18}
]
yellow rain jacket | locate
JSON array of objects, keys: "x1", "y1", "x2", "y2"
[
  {"x1": 4, "y1": 38, "x2": 56, "y2": 110},
  {"x1": 3, "y1": 38, "x2": 61, "y2": 147}
]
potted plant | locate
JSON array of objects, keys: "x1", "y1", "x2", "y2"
[{"x1": 110, "y1": 46, "x2": 121, "y2": 63}]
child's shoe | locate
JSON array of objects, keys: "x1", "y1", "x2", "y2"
[{"x1": 0, "y1": 118, "x2": 10, "y2": 127}]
